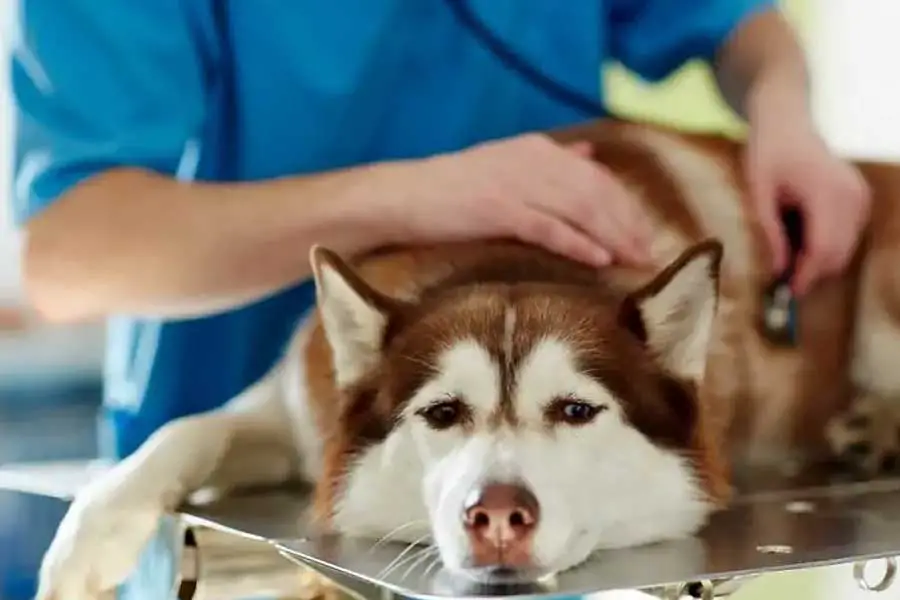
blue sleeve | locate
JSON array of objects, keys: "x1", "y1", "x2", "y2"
[
  {"x1": 607, "y1": 0, "x2": 777, "y2": 82},
  {"x1": 10, "y1": 1, "x2": 211, "y2": 225}
]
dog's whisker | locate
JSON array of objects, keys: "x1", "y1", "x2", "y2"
[
  {"x1": 380, "y1": 552, "x2": 426, "y2": 581},
  {"x1": 399, "y1": 545, "x2": 439, "y2": 582},
  {"x1": 376, "y1": 533, "x2": 434, "y2": 580},
  {"x1": 397, "y1": 545, "x2": 440, "y2": 583},
  {"x1": 381, "y1": 544, "x2": 438, "y2": 581},
  {"x1": 423, "y1": 553, "x2": 443, "y2": 578},
  {"x1": 368, "y1": 520, "x2": 430, "y2": 553}
]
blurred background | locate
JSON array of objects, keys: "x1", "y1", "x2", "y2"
[
  {"x1": 0, "y1": 6, "x2": 106, "y2": 598},
  {"x1": 0, "y1": 4, "x2": 106, "y2": 463},
  {"x1": 0, "y1": 0, "x2": 899, "y2": 598}
]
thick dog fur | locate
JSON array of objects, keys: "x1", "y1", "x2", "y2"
[{"x1": 36, "y1": 119, "x2": 900, "y2": 599}]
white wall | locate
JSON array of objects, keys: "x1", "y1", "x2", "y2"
[{"x1": 810, "y1": 0, "x2": 900, "y2": 160}]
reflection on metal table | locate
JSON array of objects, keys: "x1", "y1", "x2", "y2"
[{"x1": 4, "y1": 461, "x2": 900, "y2": 599}]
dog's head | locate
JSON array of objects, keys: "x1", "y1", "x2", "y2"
[{"x1": 309, "y1": 241, "x2": 727, "y2": 583}]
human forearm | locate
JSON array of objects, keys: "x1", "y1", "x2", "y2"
[
  {"x1": 717, "y1": 6, "x2": 871, "y2": 294},
  {"x1": 714, "y1": 8, "x2": 812, "y2": 124},
  {"x1": 22, "y1": 130, "x2": 667, "y2": 323},
  {"x1": 22, "y1": 165, "x2": 398, "y2": 322}
]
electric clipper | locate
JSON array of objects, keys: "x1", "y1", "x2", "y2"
[{"x1": 761, "y1": 207, "x2": 804, "y2": 346}]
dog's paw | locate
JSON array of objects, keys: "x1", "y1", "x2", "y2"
[
  {"x1": 36, "y1": 487, "x2": 163, "y2": 600},
  {"x1": 826, "y1": 393, "x2": 900, "y2": 476}
]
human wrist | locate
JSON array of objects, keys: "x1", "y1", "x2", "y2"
[
  {"x1": 289, "y1": 160, "x2": 413, "y2": 256},
  {"x1": 746, "y1": 63, "x2": 814, "y2": 133},
  {"x1": 337, "y1": 156, "x2": 444, "y2": 249}
]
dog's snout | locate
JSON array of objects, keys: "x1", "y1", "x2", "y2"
[
  {"x1": 462, "y1": 482, "x2": 539, "y2": 567},
  {"x1": 463, "y1": 482, "x2": 539, "y2": 535}
]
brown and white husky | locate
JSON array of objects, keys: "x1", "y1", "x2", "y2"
[{"x1": 36, "y1": 118, "x2": 900, "y2": 599}]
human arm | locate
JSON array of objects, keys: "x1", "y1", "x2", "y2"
[
  {"x1": 22, "y1": 166, "x2": 400, "y2": 322},
  {"x1": 713, "y1": 8, "x2": 809, "y2": 122},
  {"x1": 11, "y1": 1, "x2": 395, "y2": 322},
  {"x1": 23, "y1": 137, "x2": 658, "y2": 324},
  {"x1": 14, "y1": 1, "x2": 389, "y2": 322},
  {"x1": 713, "y1": 8, "x2": 871, "y2": 293},
  {"x1": 15, "y1": 2, "x2": 655, "y2": 324},
  {"x1": 12, "y1": 0, "x2": 301, "y2": 322},
  {"x1": 608, "y1": 0, "x2": 870, "y2": 294}
]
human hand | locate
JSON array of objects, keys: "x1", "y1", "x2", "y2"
[
  {"x1": 745, "y1": 90, "x2": 871, "y2": 295},
  {"x1": 381, "y1": 133, "x2": 654, "y2": 267}
]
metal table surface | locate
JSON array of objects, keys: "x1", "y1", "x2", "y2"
[
  {"x1": 182, "y1": 468, "x2": 900, "y2": 598},
  {"x1": 5, "y1": 461, "x2": 900, "y2": 599}
]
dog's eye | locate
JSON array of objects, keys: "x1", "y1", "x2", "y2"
[
  {"x1": 546, "y1": 397, "x2": 606, "y2": 426},
  {"x1": 417, "y1": 397, "x2": 469, "y2": 430}
]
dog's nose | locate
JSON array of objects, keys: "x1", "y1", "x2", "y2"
[{"x1": 462, "y1": 482, "x2": 540, "y2": 567}]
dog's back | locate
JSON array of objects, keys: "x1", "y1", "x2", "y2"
[{"x1": 297, "y1": 118, "x2": 900, "y2": 486}]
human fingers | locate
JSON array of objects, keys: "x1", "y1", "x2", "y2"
[
  {"x1": 439, "y1": 145, "x2": 612, "y2": 267},
  {"x1": 566, "y1": 140, "x2": 594, "y2": 158},
  {"x1": 791, "y1": 160, "x2": 873, "y2": 295},
  {"x1": 517, "y1": 138, "x2": 654, "y2": 265},
  {"x1": 815, "y1": 174, "x2": 870, "y2": 281},
  {"x1": 475, "y1": 161, "x2": 617, "y2": 267},
  {"x1": 521, "y1": 135, "x2": 655, "y2": 255},
  {"x1": 588, "y1": 163, "x2": 655, "y2": 263},
  {"x1": 828, "y1": 167, "x2": 872, "y2": 271},
  {"x1": 789, "y1": 177, "x2": 841, "y2": 295},
  {"x1": 504, "y1": 200, "x2": 613, "y2": 267},
  {"x1": 745, "y1": 157, "x2": 789, "y2": 276}
]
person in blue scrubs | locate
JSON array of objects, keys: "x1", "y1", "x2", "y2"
[
  {"x1": 11, "y1": 1, "x2": 869, "y2": 461},
  {"x1": 11, "y1": 2, "x2": 872, "y2": 599}
]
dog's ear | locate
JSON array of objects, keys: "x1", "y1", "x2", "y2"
[
  {"x1": 310, "y1": 245, "x2": 398, "y2": 388},
  {"x1": 619, "y1": 240, "x2": 723, "y2": 381}
]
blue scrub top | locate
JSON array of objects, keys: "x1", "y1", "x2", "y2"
[{"x1": 11, "y1": 0, "x2": 772, "y2": 460}]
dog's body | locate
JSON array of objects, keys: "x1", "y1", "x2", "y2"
[{"x1": 37, "y1": 119, "x2": 900, "y2": 599}]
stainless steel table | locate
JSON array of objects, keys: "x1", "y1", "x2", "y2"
[{"x1": 3, "y1": 461, "x2": 900, "y2": 599}]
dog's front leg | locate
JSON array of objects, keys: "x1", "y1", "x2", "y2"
[{"x1": 36, "y1": 367, "x2": 300, "y2": 600}]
